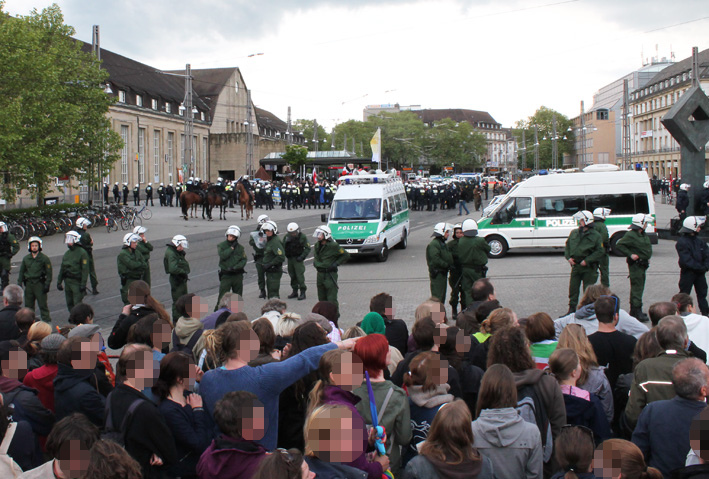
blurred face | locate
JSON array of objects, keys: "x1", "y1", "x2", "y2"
[
  {"x1": 265, "y1": 230, "x2": 274, "y2": 237},
  {"x1": 176, "y1": 244, "x2": 184, "y2": 252},
  {"x1": 238, "y1": 330, "x2": 260, "y2": 362},
  {"x1": 384, "y1": 299, "x2": 395, "y2": 320},
  {"x1": 190, "y1": 296, "x2": 208, "y2": 320},
  {"x1": 308, "y1": 410, "x2": 365, "y2": 463},
  {"x1": 1, "y1": 349, "x2": 27, "y2": 380},
  {"x1": 151, "y1": 322, "x2": 172, "y2": 351},
  {"x1": 455, "y1": 329, "x2": 472, "y2": 355},
  {"x1": 57, "y1": 440, "x2": 91, "y2": 479},
  {"x1": 241, "y1": 404, "x2": 266, "y2": 441},
  {"x1": 228, "y1": 299, "x2": 243, "y2": 314},
  {"x1": 129, "y1": 241, "x2": 138, "y2": 250},
  {"x1": 128, "y1": 351, "x2": 158, "y2": 390},
  {"x1": 329, "y1": 352, "x2": 364, "y2": 392},
  {"x1": 30, "y1": 242, "x2": 39, "y2": 253},
  {"x1": 454, "y1": 229, "x2": 463, "y2": 239},
  {"x1": 139, "y1": 233, "x2": 146, "y2": 241},
  {"x1": 431, "y1": 303, "x2": 446, "y2": 325}
]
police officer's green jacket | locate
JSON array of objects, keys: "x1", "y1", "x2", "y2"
[
  {"x1": 284, "y1": 233, "x2": 311, "y2": 260},
  {"x1": 262, "y1": 235, "x2": 285, "y2": 269},
  {"x1": 426, "y1": 237, "x2": 453, "y2": 275},
  {"x1": 58, "y1": 246, "x2": 89, "y2": 285},
  {"x1": 117, "y1": 246, "x2": 148, "y2": 280},
  {"x1": 447, "y1": 238, "x2": 462, "y2": 275},
  {"x1": 136, "y1": 240, "x2": 153, "y2": 262},
  {"x1": 314, "y1": 239, "x2": 349, "y2": 270},
  {"x1": 75, "y1": 229, "x2": 93, "y2": 254},
  {"x1": 218, "y1": 240, "x2": 248, "y2": 272},
  {"x1": 164, "y1": 245, "x2": 190, "y2": 277},
  {"x1": 457, "y1": 236, "x2": 490, "y2": 268},
  {"x1": 594, "y1": 221, "x2": 609, "y2": 249},
  {"x1": 616, "y1": 229, "x2": 652, "y2": 261},
  {"x1": 18, "y1": 252, "x2": 52, "y2": 287},
  {"x1": 564, "y1": 227, "x2": 604, "y2": 265},
  {"x1": 0, "y1": 232, "x2": 19, "y2": 259}
]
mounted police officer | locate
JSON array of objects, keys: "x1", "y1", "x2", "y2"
[
  {"x1": 75, "y1": 217, "x2": 98, "y2": 295},
  {"x1": 426, "y1": 222, "x2": 453, "y2": 303},
  {"x1": 313, "y1": 225, "x2": 349, "y2": 317},
  {"x1": 260, "y1": 220, "x2": 285, "y2": 299},
  {"x1": 17, "y1": 236, "x2": 52, "y2": 322},
  {"x1": 250, "y1": 215, "x2": 270, "y2": 299},
  {"x1": 593, "y1": 207, "x2": 612, "y2": 287},
  {"x1": 565, "y1": 210, "x2": 604, "y2": 314},
  {"x1": 164, "y1": 234, "x2": 190, "y2": 321},
  {"x1": 57, "y1": 231, "x2": 89, "y2": 311},
  {"x1": 217, "y1": 225, "x2": 247, "y2": 307},
  {"x1": 117, "y1": 233, "x2": 148, "y2": 305},
  {"x1": 0, "y1": 221, "x2": 19, "y2": 294},
  {"x1": 133, "y1": 226, "x2": 153, "y2": 285},
  {"x1": 677, "y1": 216, "x2": 709, "y2": 316},
  {"x1": 458, "y1": 219, "x2": 491, "y2": 307},
  {"x1": 285, "y1": 222, "x2": 311, "y2": 300},
  {"x1": 616, "y1": 213, "x2": 653, "y2": 321}
]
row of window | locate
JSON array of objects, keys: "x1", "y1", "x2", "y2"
[
  {"x1": 631, "y1": 71, "x2": 695, "y2": 101},
  {"x1": 116, "y1": 89, "x2": 207, "y2": 122},
  {"x1": 633, "y1": 89, "x2": 688, "y2": 115}
]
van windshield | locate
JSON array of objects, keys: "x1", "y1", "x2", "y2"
[{"x1": 331, "y1": 199, "x2": 381, "y2": 220}]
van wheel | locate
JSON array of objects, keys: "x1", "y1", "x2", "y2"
[
  {"x1": 376, "y1": 243, "x2": 389, "y2": 262},
  {"x1": 395, "y1": 230, "x2": 408, "y2": 249},
  {"x1": 486, "y1": 236, "x2": 508, "y2": 258},
  {"x1": 610, "y1": 232, "x2": 626, "y2": 256}
]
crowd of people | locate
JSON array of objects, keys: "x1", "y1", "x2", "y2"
[{"x1": 0, "y1": 271, "x2": 707, "y2": 479}]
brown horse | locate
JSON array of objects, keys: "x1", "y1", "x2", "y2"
[
  {"x1": 235, "y1": 180, "x2": 253, "y2": 220},
  {"x1": 180, "y1": 183, "x2": 206, "y2": 220},
  {"x1": 206, "y1": 185, "x2": 228, "y2": 221}
]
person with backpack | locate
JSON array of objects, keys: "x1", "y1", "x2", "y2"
[
  {"x1": 108, "y1": 281, "x2": 172, "y2": 350},
  {"x1": 106, "y1": 344, "x2": 177, "y2": 479},
  {"x1": 171, "y1": 294, "x2": 205, "y2": 356}
]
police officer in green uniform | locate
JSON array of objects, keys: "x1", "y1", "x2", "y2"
[
  {"x1": 458, "y1": 219, "x2": 491, "y2": 307},
  {"x1": 448, "y1": 224, "x2": 464, "y2": 318},
  {"x1": 75, "y1": 217, "x2": 99, "y2": 295},
  {"x1": 57, "y1": 231, "x2": 89, "y2": 312},
  {"x1": 17, "y1": 236, "x2": 52, "y2": 322},
  {"x1": 250, "y1": 214, "x2": 270, "y2": 299},
  {"x1": 133, "y1": 226, "x2": 153, "y2": 286},
  {"x1": 313, "y1": 225, "x2": 349, "y2": 316},
  {"x1": 117, "y1": 233, "x2": 148, "y2": 305},
  {"x1": 565, "y1": 210, "x2": 604, "y2": 314},
  {"x1": 217, "y1": 225, "x2": 248, "y2": 307},
  {"x1": 260, "y1": 221, "x2": 285, "y2": 299},
  {"x1": 285, "y1": 222, "x2": 311, "y2": 300},
  {"x1": 615, "y1": 213, "x2": 653, "y2": 322},
  {"x1": 593, "y1": 208, "x2": 611, "y2": 287},
  {"x1": 0, "y1": 221, "x2": 20, "y2": 294},
  {"x1": 164, "y1": 234, "x2": 190, "y2": 321},
  {"x1": 426, "y1": 222, "x2": 453, "y2": 303}
]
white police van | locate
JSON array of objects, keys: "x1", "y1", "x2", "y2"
[
  {"x1": 322, "y1": 171, "x2": 410, "y2": 262},
  {"x1": 478, "y1": 165, "x2": 658, "y2": 258}
]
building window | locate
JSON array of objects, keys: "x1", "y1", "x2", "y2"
[
  {"x1": 201, "y1": 112, "x2": 205, "y2": 121},
  {"x1": 167, "y1": 132, "x2": 174, "y2": 183},
  {"x1": 202, "y1": 137, "x2": 208, "y2": 178},
  {"x1": 138, "y1": 128, "x2": 145, "y2": 183},
  {"x1": 166, "y1": 103, "x2": 172, "y2": 114},
  {"x1": 120, "y1": 125, "x2": 129, "y2": 184},
  {"x1": 151, "y1": 99, "x2": 158, "y2": 110},
  {"x1": 136, "y1": 95, "x2": 143, "y2": 107},
  {"x1": 118, "y1": 90, "x2": 126, "y2": 103},
  {"x1": 596, "y1": 110, "x2": 609, "y2": 120},
  {"x1": 153, "y1": 130, "x2": 160, "y2": 183}
]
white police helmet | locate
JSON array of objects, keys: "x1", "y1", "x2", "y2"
[
  {"x1": 287, "y1": 222, "x2": 299, "y2": 233},
  {"x1": 133, "y1": 226, "x2": 147, "y2": 235},
  {"x1": 123, "y1": 233, "x2": 141, "y2": 247},
  {"x1": 0, "y1": 222, "x2": 7, "y2": 233},
  {"x1": 681, "y1": 216, "x2": 706, "y2": 234},
  {"x1": 76, "y1": 217, "x2": 91, "y2": 228},
  {"x1": 313, "y1": 225, "x2": 332, "y2": 240},
  {"x1": 461, "y1": 219, "x2": 479, "y2": 237},
  {"x1": 135, "y1": 184, "x2": 139, "y2": 188},
  {"x1": 218, "y1": 177, "x2": 223, "y2": 183},
  {"x1": 261, "y1": 220, "x2": 277, "y2": 234},
  {"x1": 257, "y1": 214, "x2": 270, "y2": 225},
  {"x1": 65, "y1": 231, "x2": 81, "y2": 245},
  {"x1": 172, "y1": 234, "x2": 189, "y2": 249},
  {"x1": 432, "y1": 222, "x2": 448, "y2": 238},
  {"x1": 680, "y1": 183, "x2": 690, "y2": 191},
  {"x1": 593, "y1": 208, "x2": 611, "y2": 220},
  {"x1": 27, "y1": 236, "x2": 42, "y2": 251},
  {"x1": 631, "y1": 213, "x2": 652, "y2": 230},
  {"x1": 572, "y1": 210, "x2": 594, "y2": 225},
  {"x1": 226, "y1": 225, "x2": 241, "y2": 239},
  {"x1": 704, "y1": 181, "x2": 709, "y2": 189}
]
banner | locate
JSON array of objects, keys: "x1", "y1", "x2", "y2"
[{"x1": 370, "y1": 127, "x2": 381, "y2": 164}]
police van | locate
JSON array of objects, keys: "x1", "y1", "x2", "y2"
[
  {"x1": 478, "y1": 165, "x2": 658, "y2": 258},
  {"x1": 322, "y1": 171, "x2": 410, "y2": 262}
]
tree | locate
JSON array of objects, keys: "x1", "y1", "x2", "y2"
[
  {"x1": 0, "y1": 2, "x2": 122, "y2": 204},
  {"x1": 368, "y1": 111, "x2": 427, "y2": 169},
  {"x1": 425, "y1": 118, "x2": 487, "y2": 171},
  {"x1": 293, "y1": 119, "x2": 329, "y2": 152},
  {"x1": 281, "y1": 144, "x2": 308, "y2": 169},
  {"x1": 331, "y1": 119, "x2": 376, "y2": 157},
  {"x1": 513, "y1": 106, "x2": 574, "y2": 171}
]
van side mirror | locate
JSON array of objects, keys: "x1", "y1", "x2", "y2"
[
  {"x1": 320, "y1": 213, "x2": 327, "y2": 222},
  {"x1": 385, "y1": 212, "x2": 393, "y2": 221}
]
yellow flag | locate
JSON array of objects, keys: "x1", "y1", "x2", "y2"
[{"x1": 370, "y1": 128, "x2": 381, "y2": 164}]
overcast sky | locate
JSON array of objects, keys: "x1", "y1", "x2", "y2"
[{"x1": 5, "y1": 0, "x2": 708, "y2": 130}]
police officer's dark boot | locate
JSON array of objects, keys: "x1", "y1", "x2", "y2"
[
  {"x1": 630, "y1": 307, "x2": 649, "y2": 323},
  {"x1": 92, "y1": 287, "x2": 99, "y2": 295},
  {"x1": 259, "y1": 289, "x2": 267, "y2": 299},
  {"x1": 298, "y1": 290, "x2": 306, "y2": 301},
  {"x1": 288, "y1": 289, "x2": 298, "y2": 299},
  {"x1": 451, "y1": 305, "x2": 458, "y2": 320}
]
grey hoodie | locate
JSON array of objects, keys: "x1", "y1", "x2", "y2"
[
  {"x1": 172, "y1": 316, "x2": 204, "y2": 350},
  {"x1": 472, "y1": 408, "x2": 543, "y2": 479},
  {"x1": 554, "y1": 303, "x2": 648, "y2": 340}
]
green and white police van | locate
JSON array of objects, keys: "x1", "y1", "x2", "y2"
[
  {"x1": 323, "y1": 172, "x2": 410, "y2": 262},
  {"x1": 478, "y1": 165, "x2": 659, "y2": 258}
]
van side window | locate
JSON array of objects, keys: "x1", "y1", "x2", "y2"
[
  {"x1": 536, "y1": 196, "x2": 585, "y2": 217},
  {"x1": 401, "y1": 193, "x2": 409, "y2": 210},
  {"x1": 492, "y1": 197, "x2": 532, "y2": 224},
  {"x1": 393, "y1": 194, "x2": 403, "y2": 212},
  {"x1": 585, "y1": 194, "x2": 649, "y2": 215}
]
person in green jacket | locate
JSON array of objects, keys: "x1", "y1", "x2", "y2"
[
  {"x1": 593, "y1": 207, "x2": 612, "y2": 287},
  {"x1": 75, "y1": 217, "x2": 99, "y2": 295},
  {"x1": 565, "y1": 210, "x2": 604, "y2": 314},
  {"x1": 216, "y1": 225, "x2": 248, "y2": 308},
  {"x1": 426, "y1": 222, "x2": 454, "y2": 304},
  {"x1": 447, "y1": 223, "x2": 464, "y2": 318},
  {"x1": 284, "y1": 222, "x2": 311, "y2": 301},
  {"x1": 117, "y1": 233, "x2": 148, "y2": 305},
  {"x1": 0, "y1": 221, "x2": 20, "y2": 294},
  {"x1": 313, "y1": 225, "x2": 350, "y2": 316},
  {"x1": 615, "y1": 213, "x2": 654, "y2": 322},
  {"x1": 17, "y1": 236, "x2": 52, "y2": 323},
  {"x1": 164, "y1": 234, "x2": 190, "y2": 321},
  {"x1": 133, "y1": 226, "x2": 153, "y2": 286},
  {"x1": 250, "y1": 214, "x2": 270, "y2": 299},
  {"x1": 457, "y1": 219, "x2": 491, "y2": 307},
  {"x1": 57, "y1": 231, "x2": 89, "y2": 312},
  {"x1": 260, "y1": 221, "x2": 285, "y2": 299}
]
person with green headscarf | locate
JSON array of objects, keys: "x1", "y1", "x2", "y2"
[{"x1": 361, "y1": 312, "x2": 386, "y2": 335}]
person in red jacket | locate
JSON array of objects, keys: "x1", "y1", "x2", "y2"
[{"x1": 23, "y1": 334, "x2": 66, "y2": 412}]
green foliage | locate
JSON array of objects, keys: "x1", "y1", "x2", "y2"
[
  {"x1": 424, "y1": 118, "x2": 486, "y2": 170},
  {"x1": 0, "y1": 3, "x2": 122, "y2": 204},
  {"x1": 368, "y1": 111, "x2": 427, "y2": 168},
  {"x1": 281, "y1": 144, "x2": 309, "y2": 168},
  {"x1": 331, "y1": 119, "x2": 376, "y2": 156},
  {"x1": 513, "y1": 106, "x2": 574, "y2": 170},
  {"x1": 0, "y1": 202, "x2": 89, "y2": 221},
  {"x1": 293, "y1": 119, "x2": 329, "y2": 151}
]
